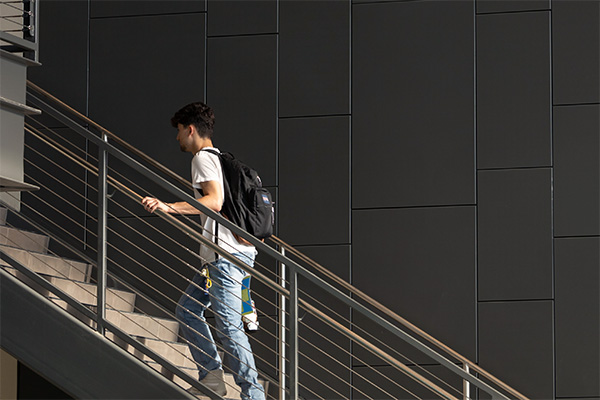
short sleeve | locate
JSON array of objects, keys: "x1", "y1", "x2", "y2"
[{"x1": 191, "y1": 151, "x2": 220, "y2": 187}]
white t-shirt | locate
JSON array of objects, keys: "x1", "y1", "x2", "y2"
[{"x1": 191, "y1": 147, "x2": 255, "y2": 263}]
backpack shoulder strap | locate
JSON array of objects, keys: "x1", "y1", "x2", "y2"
[{"x1": 201, "y1": 148, "x2": 221, "y2": 157}]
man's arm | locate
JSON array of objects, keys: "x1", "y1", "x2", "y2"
[{"x1": 141, "y1": 180, "x2": 223, "y2": 215}]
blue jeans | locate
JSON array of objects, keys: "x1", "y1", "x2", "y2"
[{"x1": 176, "y1": 252, "x2": 265, "y2": 400}]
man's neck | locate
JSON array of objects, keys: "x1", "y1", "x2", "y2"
[{"x1": 193, "y1": 139, "x2": 214, "y2": 153}]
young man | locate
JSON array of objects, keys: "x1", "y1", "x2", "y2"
[{"x1": 141, "y1": 102, "x2": 265, "y2": 400}]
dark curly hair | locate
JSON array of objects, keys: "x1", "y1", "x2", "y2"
[{"x1": 171, "y1": 102, "x2": 215, "y2": 139}]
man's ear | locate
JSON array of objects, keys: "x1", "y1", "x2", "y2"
[{"x1": 187, "y1": 124, "x2": 196, "y2": 137}]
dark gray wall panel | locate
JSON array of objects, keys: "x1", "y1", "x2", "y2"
[
  {"x1": 554, "y1": 105, "x2": 600, "y2": 237},
  {"x1": 352, "y1": 207, "x2": 476, "y2": 361},
  {"x1": 478, "y1": 301, "x2": 554, "y2": 400},
  {"x1": 352, "y1": 364, "x2": 463, "y2": 400},
  {"x1": 555, "y1": 237, "x2": 600, "y2": 398},
  {"x1": 476, "y1": 0, "x2": 550, "y2": 13},
  {"x1": 477, "y1": 12, "x2": 551, "y2": 169},
  {"x1": 352, "y1": 1, "x2": 475, "y2": 208},
  {"x1": 91, "y1": 0, "x2": 206, "y2": 18},
  {"x1": 279, "y1": 117, "x2": 350, "y2": 245},
  {"x1": 559, "y1": 398, "x2": 600, "y2": 400},
  {"x1": 478, "y1": 169, "x2": 552, "y2": 301},
  {"x1": 207, "y1": 36, "x2": 277, "y2": 187},
  {"x1": 207, "y1": 0, "x2": 276, "y2": 36},
  {"x1": 89, "y1": 14, "x2": 206, "y2": 185},
  {"x1": 552, "y1": 0, "x2": 600, "y2": 105},
  {"x1": 294, "y1": 244, "x2": 351, "y2": 327},
  {"x1": 279, "y1": 0, "x2": 350, "y2": 117},
  {"x1": 294, "y1": 245, "x2": 350, "y2": 279},
  {"x1": 28, "y1": 0, "x2": 88, "y2": 115}
]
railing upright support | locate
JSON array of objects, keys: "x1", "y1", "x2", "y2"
[
  {"x1": 279, "y1": 248, "x2": 287, "y2": 400},
  {"x1": 463, "y1": 363, "x2": 471, "y2": 400},
  {"x1": 289, "y1": 266, "x2": 299, "y2": 399},
  {"x1": 96, "y1": 134, "x2": 108, "y2": 335}
]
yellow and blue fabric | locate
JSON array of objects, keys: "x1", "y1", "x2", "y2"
[{"x1": 241, "y1": 274, "x2": 253, "y2": 316}]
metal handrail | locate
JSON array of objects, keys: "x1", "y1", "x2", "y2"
[{"x1": 23, "y1": 81, "x2": 529, "y2": 400}]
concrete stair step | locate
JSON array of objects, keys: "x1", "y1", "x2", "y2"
[
  {"x1": 105, "y1": 310, "x2": 179, "y2": 342},
  {"x1": 132, "y1": 337, "x2": 190, "y2": 366},
  {"x1": 0, "y1": 226, "x2": 49, "y2": 253},
  {"x1": 0, "y1": 267, "x2": 132, "y2": 315},
  {"x1": 46, "y1": 277, "x2": 136, "y2": 313},
  {"x1": 0, "y1": 245, "x2": 91, "y2": 282},
  {"x1": 160, "y1": 364, "x2": 243, "y2": 400}
]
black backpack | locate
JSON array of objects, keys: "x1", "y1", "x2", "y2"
[{"x1": 202, "y1": 149, "x2": 273, "y2": 241}]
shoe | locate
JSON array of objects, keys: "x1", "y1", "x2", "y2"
[
  {"x1": 190, "y1": 368, "x2": 227, "y2": 397},
  {"x1": 187, "y1": 386, "x2": 205, "y2": 397}
]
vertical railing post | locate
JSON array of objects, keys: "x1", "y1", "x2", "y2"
[
  {"x1": 463, "y1": 363, "x2": 471, "y2": 400},
  {"x1": 279, "y1": 248, "x2": 287, "y2": 400},
  {"x1": 289, "y1": 265, "x2": 299, "y2": 399},
  {"x1": 96, "y1": 133, "x2": 108, "y2": 335}
]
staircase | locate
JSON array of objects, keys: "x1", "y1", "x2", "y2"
[{"x1": 0, "y1": 206, "x2": 268, "y2": 400}]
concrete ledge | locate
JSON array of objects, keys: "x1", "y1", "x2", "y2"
[{"x1": 0, "y1": 96, "x2": 41, "y2": 115}]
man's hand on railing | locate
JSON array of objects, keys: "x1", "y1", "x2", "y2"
[{"x1": 141, "y1": 196, "x2": 171, "y2": 214}]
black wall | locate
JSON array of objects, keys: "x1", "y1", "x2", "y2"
[{"x1": 24, "y1": 0, "x2": 599, "y2": 399}]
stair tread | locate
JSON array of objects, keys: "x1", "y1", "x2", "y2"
[
  {"x1": 0, "y1": 244, "x2": 90, "y2": 282},
  {"x1": 105, "y1": 310, "x2": 179, "y2": 342},
  {"x1": 46, "y1": 276, "x2": 136, "y2": 312},
  {"x1": 0, "y1": 226, "x2": 49, "y2": 253}
]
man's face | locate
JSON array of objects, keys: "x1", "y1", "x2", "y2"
[{"x1": 176, "y1": 123, "x2": 192, "y2": 152}]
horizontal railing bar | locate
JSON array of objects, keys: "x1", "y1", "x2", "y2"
[
  {"x1": 0, "y1": 31, "x2": 36, "y2": 49},
  {"x1": 1, "y1": 13, "x2": 31, "y2": 18}
]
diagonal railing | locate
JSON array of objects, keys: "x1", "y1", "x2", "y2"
[{"x1": 3, "y1": 80, "x2": 532, "y2": 400}]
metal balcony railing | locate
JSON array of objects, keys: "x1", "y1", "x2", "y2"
[
  {"x1": 0, "y1": 0, "x2": 38, "y2": 62},
  {"x1": 0, "y1": 81, "x2": 532, "y2": 400}
]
